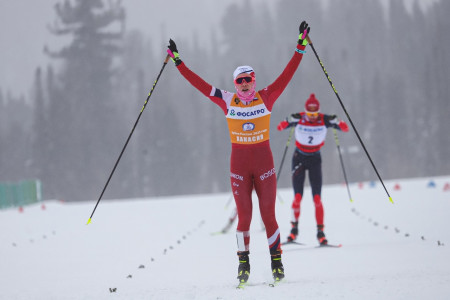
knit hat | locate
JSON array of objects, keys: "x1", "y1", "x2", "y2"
[
  {"x1": 305, "y1": 93, "x2": 320, "y2": 112},
  {"x1": 233, "y1": 66, "x2": 255, "y2": 80}
]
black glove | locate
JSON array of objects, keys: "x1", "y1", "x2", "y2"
[
  {"x1": 167, "y1": 39, "x2": 182, "y2": 66},
  {"x1": 298, "y1": 21, "x2": 310, "y2": 45}
]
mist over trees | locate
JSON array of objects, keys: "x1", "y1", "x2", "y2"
[{"x1": 0, "y1": 0, "x2": 448, "y2": 201}]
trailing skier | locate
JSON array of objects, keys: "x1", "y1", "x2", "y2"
[{"x1": 277, "y1": 93, "x2": 349, "y2": 245}]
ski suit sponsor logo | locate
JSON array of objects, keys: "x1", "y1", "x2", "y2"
[
  {"x1": 300, "y1": 126, "x2": 325, "y2": 133},
  {"x1": 242, "y1": 122, "x2": 255, "y2": 131},
  {"x1": 228, "y1": 107, "x2": 267, "y2": 120},
  {"x1": 292, "y1": 162, "x2": 303, "y2": 176},
  {"x1": 230, "y1": 128, "x2": 268, "y2": 144},
  {"x1": 231, "y1": 172, "x2": 244, "y2": 181},
  {"x1": 236, "y1": 108, "x2": 265, "y2": 118},
  {"x1": 260, "y1": 168, "x2": 276, "y2": 181},
  {"x1": 236, "y1": 134, "x2": 264, "y2": 143}
]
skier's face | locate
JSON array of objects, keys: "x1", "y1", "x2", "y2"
[
  {"x1": 306, "y1": 111, "x2": 319, "y2": 122},
  {"x1": 234, "y1": 74, "x2": 255, "y2": 93}
]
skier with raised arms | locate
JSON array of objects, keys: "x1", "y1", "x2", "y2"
[{"x1": 167, "y1": 20, "x2": 310, "y2": 287}]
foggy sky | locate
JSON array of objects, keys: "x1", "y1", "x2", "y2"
[
  {"x1": 0, "y1": 0, "x2": 277, "y2": 96},
  {"x1": 0, "y1": 0, "x2": 438, "y2": 97}
]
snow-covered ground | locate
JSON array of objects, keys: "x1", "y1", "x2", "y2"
[{"x1": 1, "y1": 176, "x2": 450, "y2": 300}]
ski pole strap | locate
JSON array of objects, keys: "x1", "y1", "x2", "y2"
[{"x1": 166, "y1": 49, "x2": 174, "y2": 58}]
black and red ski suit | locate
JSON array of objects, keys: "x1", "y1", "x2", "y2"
[{"x1": 280, "y1": 112, "x2": 346, "y2": 225}]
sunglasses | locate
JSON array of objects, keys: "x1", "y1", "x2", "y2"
[
  {"x1": 235, "y1": 76, "x2": 253, "y2": 84},
  {"x1": 306, "y1": 111, "x2": 319, "y2": 118}
]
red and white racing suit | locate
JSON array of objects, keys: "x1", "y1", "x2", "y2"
[{"x1": 175, "y1": 43, "x2": 306, "y2": 253}]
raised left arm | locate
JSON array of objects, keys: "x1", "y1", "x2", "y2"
[{"x1": 260, "y1": 21, "x2": 310, "y2": 111}]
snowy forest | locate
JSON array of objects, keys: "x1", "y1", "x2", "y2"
[{"x1": 0, "y1": 0, "x2": 449, "y2": 201}]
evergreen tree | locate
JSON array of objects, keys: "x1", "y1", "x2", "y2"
[
  {"x1": 0, "y1": 88, "x2": 4, "y2": 137},
  {"x1": 0, "y1": 94, "x2": 32, "y2": 182},
  {"x1": 31, "y1": 67, "x2": 48, "y2": 182},
  {"x1": 429, "y1": 0, "x2": 450, "y2": 176},
  {"x1": 45, "y1": 0, "x2": 126, "y2": 200}
]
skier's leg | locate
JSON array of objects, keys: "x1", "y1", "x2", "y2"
[
  {"x1": 254, "y1": 159, "x2": 285, "y2": 281},
  {"x1": 309, "y1": 155, "x2": 327, "y2": 245},
  {"x1": 255, "y1": 170, "x2": 280, "y2": 252},
  {"x1": 252, "y1": 145, "x2": 280, "y2": 253},
  {"x1": 288, "y1": 150, "x2": 306, "y2": 240},
  {"x1": 309, "y1": 154, "x2": 323, "y2": 226},
  {"x1": 230, "y1": 146, "x2": 254, "y2": 279},
  {"x1": 231, "y1": 175, "x2": 253, "y2": 252}
]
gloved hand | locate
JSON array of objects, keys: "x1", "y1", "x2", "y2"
[
  {"x1": 277, "y1": 120, "x2": 289, "y2": 131},
  {"x1": 327, "y1": 115, "x2": 338, "y2": 125},
  {"x1": 298, "y1": 21, "x2": 310, "y2": 46},
  {"x1": 167, "y1": 39, "x2": 182, "y2": 66},
  {"x1": 339, "y1": 120, "x2": 349, "y2": 132}
]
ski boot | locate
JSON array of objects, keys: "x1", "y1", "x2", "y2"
[
  {"x1": 270, "y1": 250, "x2": 285, "y2": 282},
  {"x1": 236, "y1": 251, "x2": 250, "y2": 286},
  {"x1": 286, "y1": 221, "x2": 298, "y2": 242},
  {"x1": 317, "y1": 225, "x2": 328, "y2": 246}
]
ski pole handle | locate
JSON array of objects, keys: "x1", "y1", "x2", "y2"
[{"x1": 164, "y1": 53, "x2": 171, "y2": 63}]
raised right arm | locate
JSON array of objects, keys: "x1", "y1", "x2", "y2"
[{"x1": 167, "y1": 39, "x2": 228, "y2": 114}]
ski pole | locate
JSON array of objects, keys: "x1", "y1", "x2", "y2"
[
  {"x1": 86, "y1": 54, "x2": 171, "y2": 224},
  {"x1": 277, "y1": 126, "x2": 295, "y2": 182},
  {"x1": 275, "y1": 127, "x2": 295, "y2": 204},
  {"x1": 224, "y1": 194, "x2": 234, "y2": 209},
  {"x1": 332, "y1": 128, "x2": 353, "y2": 202},
  {"x1": 306, "y1": 35, "x2": 393, "y2": 203}
]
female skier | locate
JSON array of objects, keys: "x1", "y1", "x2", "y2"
[{"x1": 167, "y1": 21, "x2": 310, "y2": 286}]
